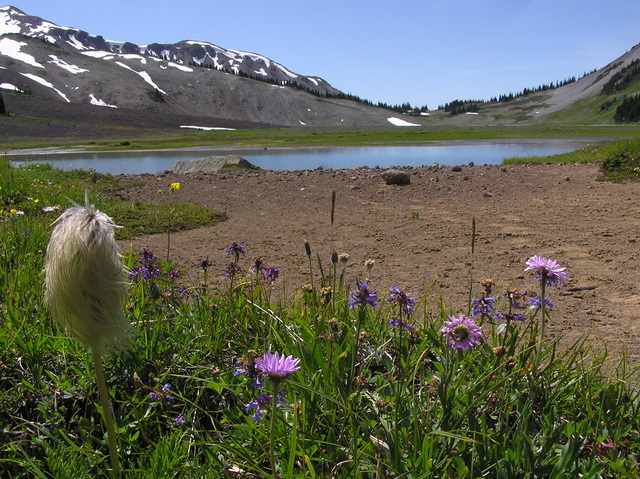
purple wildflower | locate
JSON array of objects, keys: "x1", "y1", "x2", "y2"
[
  {"x1": 129, "y1": 264, "x2": 161, "y2": 280},
  {"x1": 165, "y1": 269, "x2": 181, "y2": 279},
  {"x1": 149, "y1": 383, "x2": 175, "y2": 402},
  {"x1": 388, "y1": 286, "x2": 417, "y2": 316},
  {"x1": 198, "y1": 257, "x2": 215, "y2": 270},
  {"x1": 265, "y1": 267, "x2": 280, "y2": 282},
  {"x1": 226, "y1": 242, "x2": 247, "y2": 257},
  {"x1": 502, "y1": 290, "x2": 528, "y2": 310},
  {"x1": 129, "y1": 247, "x2": 162, "y2": 280},
  {"x1": 528, "y1": 297, "x2": 554, "y2": 310},
  {"x1": 138, "y1": 246, "x2": 158, "y2": 263},
  {"x1": 254, "y1": 352, "x2": 301, "y2": 381},
  {"x1": 41, "y1": 206, "x2": 60, "y2": 213},
  {"x1": 174, "y1": 413, "x2": 185, "y2": 426},
  {"x1": 251, "y1": 257, "x2": 266, "y2": 273},
  {"x1": 161, "y1": 383, "x2": 174, "y2": 402},
  {"x1": 524, "y1": 255, "x2": 568, "y2": 286},
  {"x1": 245, "y1": 393, "x2": 276, "y2": 422},
  {"x1": 494, "y1": 312, "x2": 527, "y2": 322},
  {"x1": 349, "y1": 282, "x2": 379, "y2": 308},
  {"x1": 441, "y1": 314, "x2": 483, "y2": 352},
  {"x1": 387, "y1": 319, "x2": 412, "y2": 330},
  {"x1": 234, "y1": 355, "x2": 263, "y2": 389},
  {"x1": 471, "y1": 295, "x2": 496, "y2": 319}
]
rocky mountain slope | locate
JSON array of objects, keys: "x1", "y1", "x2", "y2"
[{"x1": 0, "y1": 5, "x2": 403, "y2": 131}]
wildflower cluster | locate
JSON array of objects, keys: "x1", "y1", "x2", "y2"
[
  {"x1": 470, "y1": 255, "x2": 568, "y2": 327},
  {"x1": 129, "y1": 246, "x2": 161, "y2": 281},
  {"x1": 251, "y1": 257, "x2": 280, "y2": 282},
  {"x1": 128, "y1": 246, "x2": 189, "y2": 299},
  {"x1": 494, "y1": 289, "x2": 528, "y2": 323}
]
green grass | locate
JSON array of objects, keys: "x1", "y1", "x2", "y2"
[
  {"x1": 505, "y1": 136, "x2": 640, "y2": 181},
  {"x1": 0, "y1": 161, "x2": 226, "y2": 241},
  {"x1": 1, "y1": 158, "x2": 639, "y2": 478},
  {"x1": 4, "y1": 124, "x2": 640, "y2": 153}
]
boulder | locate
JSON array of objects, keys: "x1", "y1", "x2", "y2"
[
  {"x1": 169, "y1": 155, "x2": 259, "y2": 173},
  {"x1": 381, "y1": 169, "x2": 411, "y2": 185}
]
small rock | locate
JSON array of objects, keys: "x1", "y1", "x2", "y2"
[
  {"x1": 452, "y1": 166, "x2": 463, "y2": 172},
  {"x1": 483, "y1": 191, "x2": 494, "y2": 197}
]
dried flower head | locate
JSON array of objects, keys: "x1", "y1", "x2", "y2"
[
  {"x1": 480, "y1": 278, "x2": 495, "y2": 294},
  {"x1": 44, "y1": 200, "x2": 133, "y2": 356},
  {"x1": 338, "y1": 253, "x2": 350, "y2": 264}
]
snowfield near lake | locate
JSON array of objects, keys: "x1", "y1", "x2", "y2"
[{"x1": 387, "y1": 116, "x2": 421, "y2": 127}]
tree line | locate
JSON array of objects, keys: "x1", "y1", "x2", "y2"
[
  {"x1": 613, "y1": 94, "x2": 640, "y2": 123},
  {"x1": 438, "y1": 73, "x2": 595, "y2": 114}
]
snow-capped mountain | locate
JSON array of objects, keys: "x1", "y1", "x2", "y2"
[{"x1": 0, "y1": 5, "x2": 400, "y2": 128}]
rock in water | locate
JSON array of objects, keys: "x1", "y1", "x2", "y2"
[
  {"x1": 170, "y1": 155, "x2": 259, "y2": 173},
  {"x1": 381, "y1": 169, "x2": 411, "y2": 185}
]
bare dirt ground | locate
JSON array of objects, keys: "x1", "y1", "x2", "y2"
[{"x1": 114, "y1": 162, "x2": 640, "y2": 367}]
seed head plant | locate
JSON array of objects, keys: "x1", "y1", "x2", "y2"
[{"x1": 44, "y1": 197, "x2": 132, "y2": 478}]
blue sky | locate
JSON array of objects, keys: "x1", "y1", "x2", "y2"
[{"x1": 10, "y1": 0, "x2": 640, "y2": 108}]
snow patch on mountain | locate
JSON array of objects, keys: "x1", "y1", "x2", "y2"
[
  {"x1": 48, "y1": 55, "x2": 89, "y2": 74},
  {"x1": 115, "y1": 61, "x2": 166, "y2": 94},
  {"x1": 0, "y1": 37, "x2": 44, "y2": 67},
  {"x1": 89, "y1": 93, "x2": 117, "y2": 108},
  {"x1": 19, "y1": 72, "x2": 69, "y2": 101},
  {"x1": 1, "y1": 82, "x2": 23, "y2": 92},
  {"x1": 180, "y1": 125, "x2": 236, "y2": 131},
  {"x1": 81, "y1": 50, "x2": 112, "y2": 59},
  {"x1": 387, "y1": 117, "x2": 421, "y2": 127},
  {"x1": 0, "y1": 6, "x2": 20, "y2": 34},
  {"x1": 168, "y1": 62, "x2": 193, "y2": 72}
]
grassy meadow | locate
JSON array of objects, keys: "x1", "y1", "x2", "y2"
[
  {"x1": 2, "y1": 136, "x2": 640, "y2": 478},
  {"x1": 3, "y1": 124, "x2": 640, "y2": 153}
]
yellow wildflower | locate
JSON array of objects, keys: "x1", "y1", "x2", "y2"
[{"x1": 170, "y1": 182, "x2": 181, "y2": 192}]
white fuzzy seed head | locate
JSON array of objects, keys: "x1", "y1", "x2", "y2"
[{"x1": 44, "y1": 201, "x2": 133, "y2": 356}]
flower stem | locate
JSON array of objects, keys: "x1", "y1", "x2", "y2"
[
  {"x1": 269, "y1": 382, "x2": 279, "y2": 479},
  {"x1": 92, "y1": 349, "x2": 121, "y2": 479},
  {"x1": 348, "y1": 309, "x2": 365, "y2": 389},
  {"x1": 539, "y1": 275, "x2": 548, "y2": 352}
]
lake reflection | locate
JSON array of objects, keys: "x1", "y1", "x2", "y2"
[{"x1": 9, "y1": 139, "x2": 595, "y2": 175}]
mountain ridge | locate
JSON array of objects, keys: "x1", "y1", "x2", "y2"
[
  {"x1": 1, "y1": 4, "x2": 640, "y2": 141},
  {"x1": 0, "y1": 5, "x2": 403, "y2": 132}
]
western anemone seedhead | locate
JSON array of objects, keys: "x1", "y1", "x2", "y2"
[{"x1": 44, "y1": 200, "x2": 133, "y2": 356}]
